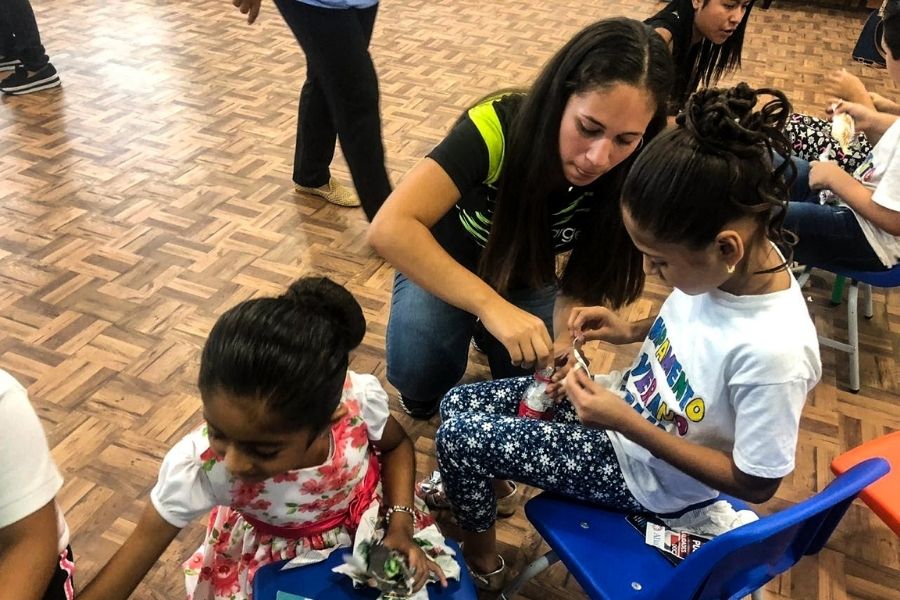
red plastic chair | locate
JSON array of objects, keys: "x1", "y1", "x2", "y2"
[{"x1": 831, "y1": 431, "x2": 900, "y2": 536}]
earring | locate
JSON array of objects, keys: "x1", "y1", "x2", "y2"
[{"x1": 726, "y1": 264, "x2": 735, "y2": 274}]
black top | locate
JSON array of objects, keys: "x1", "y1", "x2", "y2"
[
  {"x1": 646, "y1": 0, "x2": 698, "y2": 113},
  {"x1": 427, "y1": 94, "x2": 595, "y2": 272}
]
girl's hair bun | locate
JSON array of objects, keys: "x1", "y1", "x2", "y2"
[
  {"x1": 678, "y1": 82, "x2": 791, "y2": 159},
  {"x1": 283, "y1": 276, "x2": 366, "y2": 352}
]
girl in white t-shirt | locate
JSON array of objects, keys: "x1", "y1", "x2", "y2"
[
  {"x1": 0, "y1": 370, "x2": 74, "y2": 600},
  {"x1": 434, "y1": 83, "x2": 821, "y2": 590},
  {"x1": 79, "y1": 277, "x2": 450, "y2": 600}
]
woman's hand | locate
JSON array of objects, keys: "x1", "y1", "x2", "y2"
[
  {"x1": 563, "y1": 366, "x2": 634, "y2": 431},
  {"x1": 568, "y1": 306, "x2": 635, "y2": 345},
  {"x1": 825, "y1": 69, "x2": 872, "y2": 107},
  {"x1": 478, "y1": 298, "x2": 553, "y2": 369},
  {"x1": 548, "y1": 347, "x2": 592, "y2": 401},
  {"x1": 382, "y1": 530, "x2": 448, "y2": 593}
]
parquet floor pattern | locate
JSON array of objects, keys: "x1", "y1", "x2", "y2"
[{"x1": 1, "y1": 0, "x2": 898, "y2": 598}]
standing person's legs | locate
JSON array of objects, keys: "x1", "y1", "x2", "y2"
[
  {"x1": 273, "y1": 0, "x2": 391, "y2": 220},
  {"x1": 0, "y1": 0, "x2": 59, "y2": 95},
  {"x1": 436, "y1": 378, "x2": 642, "y2": 579},
  {"x1": 0, "y1": 0, "x2": 48, "y2": 70},
  {"x1": 385, "y1": 273, "x2": 477, "y2": 419},
  {"x1": 0, "y1": 13, "x2": 19, "y2": 68}
]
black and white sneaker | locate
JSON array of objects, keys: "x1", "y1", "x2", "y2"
[
  {"x1": 0, "y1": 64, "x2": 61, "y2": 95},
  {"x1": 0, "y1": 56, "x2": 21, "y2": 72},
  {"x1": 396, "y1": 393, "x2": 439, "y2": 421}
]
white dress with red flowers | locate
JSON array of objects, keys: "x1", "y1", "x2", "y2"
[{"x1": 149, "y1": 372, "x2": 455, "y2": 600}]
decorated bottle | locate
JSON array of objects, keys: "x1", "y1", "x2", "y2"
[{"x1": 517, "y1": 366, "x2": 555, "y2": 420}]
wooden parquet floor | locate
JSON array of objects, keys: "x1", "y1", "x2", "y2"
[{"x1": 1, "y1": 0, "x2": 899, "y2": 598}]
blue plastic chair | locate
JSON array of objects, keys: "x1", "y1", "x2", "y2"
[
  {"x1": 500, "y1": 458, "x2": 889, "y2": 600},
  {"x1": 798, "y1": 264, "x2": 900, "y2": 392},
  {"x1": 253, "y1": 538, "x2": 478, "y2": 600}
]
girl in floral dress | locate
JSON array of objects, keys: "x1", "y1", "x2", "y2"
[{"x1": 79, "y1": 276, "x2": 454, "y2": 600}]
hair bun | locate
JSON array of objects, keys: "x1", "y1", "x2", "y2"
[
  {"x1": 677, "y1": 82, "x2": 790, "y2": 158},
  {"x1": 283, "y1": 276, "x2": 366, "y2": 352}
]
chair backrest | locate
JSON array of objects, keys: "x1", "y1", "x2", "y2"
[{"x1": 656, "y1": 458, "x2": 889, "y2": 600}]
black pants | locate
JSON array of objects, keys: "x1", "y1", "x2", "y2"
[
  {"x1": 0, "y1": 0, "x2": 49, "y2": 70},
  {"x1": 272, "y1": 0, "x2": 391, "y2": 221}
]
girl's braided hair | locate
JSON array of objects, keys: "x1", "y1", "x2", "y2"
[{"x1": 623, "y1": 82, "x2": 797, "y2": 269}]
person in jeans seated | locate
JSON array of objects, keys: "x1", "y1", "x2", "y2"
[{"x1": 783, "y1": 1, "x2": 900, "y2": 271}]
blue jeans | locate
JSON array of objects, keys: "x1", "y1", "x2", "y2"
[
  {"x1": 385, "y1": 272, "x2": 556, "y2": 409},
  {"x1": 780, "y1": 156, "x2": 886, "y2": 271}
]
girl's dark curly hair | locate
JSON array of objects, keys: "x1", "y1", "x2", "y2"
[{"x1": 622, "y1": 82, "x2": 796, "y2": 270}]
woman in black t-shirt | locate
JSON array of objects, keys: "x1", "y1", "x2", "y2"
[
  {"x1": 368, "y1": 18, "x2": 674, "y2": 419},
  {"x1": 646, "y1": 0, "x2": 754, "y2": 115}
]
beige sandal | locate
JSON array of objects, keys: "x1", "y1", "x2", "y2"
[
  {"x1": 468, "y1": 554, "x2": 506, "y2": 592},
  {"x1": 496, "y1": 481, "x2": 520, "y2": 518}
]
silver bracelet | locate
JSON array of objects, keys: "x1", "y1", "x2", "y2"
[{"x1": 386, "y1": 505, "x2": 415, "y2": 522}]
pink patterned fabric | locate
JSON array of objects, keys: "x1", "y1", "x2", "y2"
[{"x1": 183, "y1": 378, "x2": 384, "y2": 600}]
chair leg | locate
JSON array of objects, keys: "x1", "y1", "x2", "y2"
[
  {"x1": 863, "y1": 283, "x2": 874, "y2": 319},
  {"x1": 831, "y1": 275, "x2": 846, "y2": 306},
  {"x1": 847, "y1": 282, "x2": 860, "y2": 393},
  {"x1": 795, "y1": 265, "x2": 812, "y2": 288},
  {"x1": 498, "y1": 550, "x2": 559, "y2": 600}
]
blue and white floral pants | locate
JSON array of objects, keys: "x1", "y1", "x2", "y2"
[{"x1": 435, "y1": 377, "x2": 644, "y2": 533}]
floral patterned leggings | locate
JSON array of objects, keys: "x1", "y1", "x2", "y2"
[
  {"x1": 785, "y1": 112, "x2": 871, "y2": 172},
  {"x1": 435, "y1": 377, "x2": 643, "y2": 533}
]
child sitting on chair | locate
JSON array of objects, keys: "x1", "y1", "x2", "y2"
[
  {"x1": 79, "y1": 277, "x2": 454, "y2": 600},
  {"x1": 783, "y1": 0, "x2": 900, "y2": 271},
  {"x1": 434, "y1": 82, "x2": 822, "y2": 591}
]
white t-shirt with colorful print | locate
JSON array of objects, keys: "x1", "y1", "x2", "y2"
[{"x1": 605, "y1": 277, "x2": 821, "y2": 514}]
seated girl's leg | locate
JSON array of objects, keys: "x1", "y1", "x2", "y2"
[
  {"x1": 784, "y1": 202, "x2": 887, "y2": 270},
  {"x1": 439, "y1": 376, "x2": 531, "y2": 421},
  {"x1": 480, "y1": 285, "x2": 556, "y2": 380},
  {"x1": 436, "y1": 380, "x2": 643, "y2": 536},
  {"x1": 386, "y1": 273, "x2": 476, "y2": 416}
]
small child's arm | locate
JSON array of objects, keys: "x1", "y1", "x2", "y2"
[
  {"x1": 810, "y1": 162, "x2": 900, "y2": 236},
  {"x1": 0, "y1": 501, "x2": 60, "y2": 600},
  {"x1": 371, "y1": 417, "x2": 447, "y2": 591},
  {"x1": 78, "y1": 502, "x2": 181, "y2": 600}
]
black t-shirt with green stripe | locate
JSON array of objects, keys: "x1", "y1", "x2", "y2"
[{"x1": 427, "y1": 94, "x2": 595, "y2": 273}]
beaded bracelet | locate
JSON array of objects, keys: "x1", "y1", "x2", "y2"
[{"x1": 385, "y1": 505, "x2": 415, "y2": 522}]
